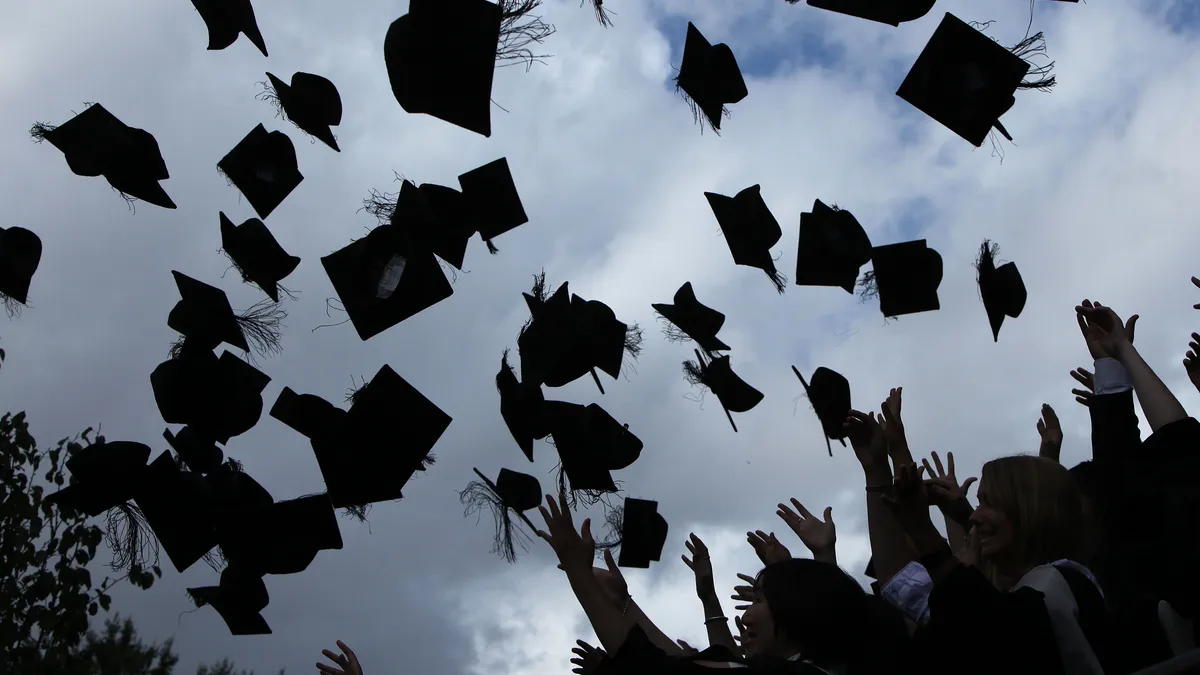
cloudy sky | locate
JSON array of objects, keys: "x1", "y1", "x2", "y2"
[{"x1": 3, "y1": 0, "x2": 1200, "y2": 673}]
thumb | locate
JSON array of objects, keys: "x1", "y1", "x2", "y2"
[
  {"x1": 1126, "y1": 314, "x2": 1139, "y2": 341},
  {"x1": 823, "y1": 506, "x2": 833, "y2": 523},
  {"x1": 604, "y1": 547, "x2": 618, "y2": 572},
  {"x1": 961, "y1": 477, "x2": 978, "y2": 496}
]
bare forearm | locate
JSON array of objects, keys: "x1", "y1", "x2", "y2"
[
  {"x1": 566, "y1": 569, "x2": 636, "y2": 654},
  {"x1": 1116, "y1": 342, "x2": 1187, "y2": 432},
  {"x1": 864, "y1": 464, "x2": 918, "y2": 584},
  {"x1": 943, "y1": 513, "x2": 967, "y2": 555},
  {"x1": 699, "y1": 592, "x2": 738, "y2": 653},
  {"x1": 627, "y1": 601, "x2": 683, "y2": 655}
]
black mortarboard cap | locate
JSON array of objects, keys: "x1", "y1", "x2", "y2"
[
  {"x1": 35, "y1": 103, "x2": 175, "y2": 209},
  {"x1": 270, "y1": 388, "x2": 346, "y2": 443},
  {"x1": 220, "y1": 213, "x2": 301, "y2": 303},
  {"x1": 393, "y1": 180, "x2": 475, "y2": 270},
  {"x1": 653, "y1": 282, "x2": 730, "y2": 353},
  {"x1": 584, "y1": 404, "x2": 643, "y2": 471},
  {"x1": 218, "y1": 491, "x2": 342, "y2": 576},
  {"x1": 493, "y1": 468, "x2": 543, "y2": 513},
  {"x1": 322, "y1": 365, "x2": 451, "y2": 507},
  {"x1": 384, "y1": 0, "x2": 501, "y2": 137},
  {"x1": 462, "y1": 467, "x2": 542, "y2": 563},
  {"x1": 543, "y1": 401, "x2": 619, "y2": 494},
  {"x1": 865, "y1": 557, "x2": 877, "y2": 579},
  {"x1": 792, "y1": 366, "x2": 850, "y2": 457},
  {"x1": 150, "y1": 350, "x2": 270, "y2": 445},
  {"x1": 134, "y1": 452, "x2": 218, "y2": 573},
  {"x1": 676, "y1": 22, "x2": 748, "y2": 132},
  {"x1": 45, "y1": 441, "x2": 152, "y2": 516},
  {"x1": 167, "y1": 271, "x2": 249, "y2": 353},
  {"x1": 869, "y1": 239, "x2": 943, "y2": 318},
  {"x1": 976, "y1": 240, "x2": 1026, "y2": 342},
  {"x1": 896, "y1": 13, "x2": 1032, "y2": 147},
  {"x1": 150, "y1": 346, "x2": 220, "y2": 426},
  {"x1": 458, "y1": 158, "x2": 529, "y2": 244},
  {"x1": 706, "y1": 186, "x2": 786, "y2": 293},
  {"x1": 617, "y1": 498, "x2": 668, "y2": 569},
  {"x1": 164, "y1": 427, "x2": 224, "y2": 475},
  {"x1": 207, "y1": 352, "x2": 272, "y2": 444},
  {"x1": 320, "y1": 226, "x2": 454, "y2": 341},
  {"x1": 187, "y1": 566, "x2": 271, "y2": 636},
  {"x1": 803, "y1": 0, "x2": 935, "y2": 27},
  {"x1": 497, "y1": 351, "x2": 547, "y2": 462},
  {"x1": 795, "y1": 200, "x2": 872, "y2": 294},
  {"x1": 516, "y1": 283, "x2": 574, "y2": 389},
  {"x1": 0, "y1": 226, "x2": 42, "y2": 305},
  {"x1": 539, "y1": 293, "x2": 631, "y2": 391},
  {"x1": 217, "y1": 124, "x2": 304, "y2": 220},
  {"x1": 265, "y1": 72, "x2": 341, "y2": 151},
  {"x1": 687, "y1": 351, "x2": 763, "y2": 432},
  {"x1": 191, "y1": 0, "x2": 268, "y2": 57}
]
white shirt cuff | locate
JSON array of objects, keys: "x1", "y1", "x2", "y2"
[
  {"x1": 1092, "y1": 358, "x2": 1132, "y2": 395},
  {"x1": 881, "y1": 561, "x2": 934, "y2": 626}
]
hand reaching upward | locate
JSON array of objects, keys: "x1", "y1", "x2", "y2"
[
  {"x1": 1070, "y1": 367, "x2": 1095, "y2": 407},
  {"x1": 776, "y1": 498, "x2": 836, "y2": 563},
  {"x1": 1036, "y1": 404, "x2": 1063, "y2": 462}
]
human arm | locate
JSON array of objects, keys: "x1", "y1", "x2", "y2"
[
  {"x1": 317, "y1": 641, "x2": 363, "y2": 675},
  {"x1": 1183, "y1": 332, "x2": 1200, "y2": 395},
  {"x1": 776, "y1": 498, "x2": 837, "y2": 565},
  {"x1": 845, "y1": 408, "x2": 918, "y2": 585},
  {"x1": 682, "y1": 533, "x2": 739, "y2": 654},
  {"x1": 1036, "y1": 404, "x2": 1063, "y2": 463},
  {"x1": 921, "y1": 451, "x2": 977, "y2": 556}
]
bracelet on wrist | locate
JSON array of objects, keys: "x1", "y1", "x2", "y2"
[
  {"x1": 621, "y1": 594, "x2": 633, "y2": 615},
  {"x1": 704, "y1": 615, "x2": 728, "y2": 624}
]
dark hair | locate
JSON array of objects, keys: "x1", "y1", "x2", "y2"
[{"x1": 754, "y1": 559, "x2": 910, "y2": 675}]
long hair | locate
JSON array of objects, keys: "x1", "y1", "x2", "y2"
[{"x1": 980, "y1": 455, "x2": 1087, "y2": 576}]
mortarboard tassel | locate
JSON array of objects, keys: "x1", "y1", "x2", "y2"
[
  {"x1": 582, "y1": 0, "x2": 613, "y2": 27},
  {"x1": 340, "y1": 503, "x2": 372, "y2": 523},
  {"x1": 970, "y1": 21, "x2": 1056, "y2": 92},
  {"x1": 234, "y1": 298, "x2": 287, "y2": 360},
  {"x1": 595, "y1": 503, "x2": 623, "y2": 552},
  {"x1": 485, "y1": 239, "x2": 500, "y2": 255},
  {"x1": 765, "y1": 264, "x2": 787, "y2": 295},
  {"x1": 623, "y1": 324, "x2": 644, "y2": 367},
  {"x1": 459, "y1": 469, "x2": 535, "y2": 563},
  {"x1": 682, "y1": 349, "x2": 739, "y2": 431},
  {"x1": 361, "y1": 183, "x2": 401, "y2": 227},
  {"x1": 553, "y1": 461, "x2": 620, "y2": 511},
  {"x1": 497, "y1": 0, "x2": 556, "y2": 70},
  {"x1": 974, "y1": 239, "x2": 1001, "y2": 285},
  {"x1": 104, "y1": 501, "x2": 160, "y2": 574},
  {"x1": 675, "y1": 81, "x2": 728, "y2": 136},
  {"x1": 856, "y1": 269, "x2": 879, "y2": 303}
]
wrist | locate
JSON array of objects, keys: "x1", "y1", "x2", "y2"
[
  {"x1": 863, "y1": 465, "x2": 893, "y2": 487},
  {"x1": 1113, "y1": 340, "x2": 1137, "y2": 364}
]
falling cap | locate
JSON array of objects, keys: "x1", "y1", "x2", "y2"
[
  {"x1": 676, "y1": 22, "x2": 748, "y2": 132},
  {"x1": 867, "y1": 239, "x2": 944, "y2": 318},
  {"x1": 218, "y1": 492, "x2": 343, "y2": 576},
  {"x1": 164, "y1": 427, "x2": 224, "y2": 475},
  {"x1": 320, "y1": 225, "x2": 454, "y2": 341},
  {"x1": 45, "y1": 441, "x2": 152, "y2": 517},
  {"x1": 543, "y1": 401, "x2": 619, "y2": 494},
  {"x1": 653, "y1": 282, "x2": 730, "y2": 354},
  {"x1": 264, "y1": 72, "x2": 342, "y2": 151},
  {"x1": 685, "y1": 351, "x2": 764, "y2": 432},
  {"x1": 458, "y1": 157, "x2": 529, "y2": 247},
  {"x1": 792, "y1": 366, "x2": 851, "y2": 457},
  {"x1": 219, "y1": 212, "x2": 301, "y2": 303},
  {"x1": 191, "y1": 0, "x2": 268, "y2": 56},
  {"x1": 976, "y1": 240, "x2": 1026, "y2": 342},
  {"x1": 706, "y1": 186, "x2": 786, "y2": 293},
  {"x1": 217, "y1": 124, "x2": 304, "y2": 220},
  {"x1": 617, "y1": 497, "x2": 668, "y2": 569},
  {"x1": 384, "y1": 0, "x2": 502, "y2": 137},
  {"x1": 795, "y1": 200, "x2": 872, "y2": 294},
  {"x1": 496, "y1": 351, "x2": 547, "y2": 463},
  {"x1": 392, "y1": 179, "x2": 476, "y2": 271},
  {"x1": 896, "y1": 13, "x2": 1033, "y2": 147},
  {"x1": 167, "y1": 271, "x2": 249, "y2": 353},
  {"x1": 802, "y1": 0, "x2": 935, "y2": 27},
  {"x1": 133, "y1": 452, "x2": 219, "y2": 573},
  {"x1": 0, "y1": 226, "x2": 43, "y2": 306},
  {"x1": 187, "y1": 565, "x2": 272, "y2": 636}
]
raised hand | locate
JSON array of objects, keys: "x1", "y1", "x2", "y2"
[
  {"x1": 536, "y1": 490, "x2": 596, "y2": 574},
  {"x1": 1070, "y1": 367, "x2": 1095, "y2": 407},
  {"x1": 1075, "y1": 299, "x2": 1138, "y2": 359},
  {"x1": 1036, "y1": 404, "x2": 1063, "y2": 462},
  {"x1": 731, "y1": 572, "x2": 757, "y2": 610},
  {"x1": 556, "y1": 553, "x2": 629, "y2": 606},
  {"x1": 880, "y1": 463, "x2": 933, "y2": 533},
  {"x1": 1185, "y1": 333, "x2": 1200, "y2": 394},
  {"x1": 776, "y1": 499, "x2": 835, "y2": 561},
  {"x1": 570, "y1": 640, "x2": 608, "y2": 675},
  {"x1": 879, "y1": 387, "x2": 913, "y2": 465},
  {"x1": 681, "y1": 533, "x2": 717, "y2": 600},
  {"x1": 317, "y1": 641, "x2": 363, "y2": 675},
  {"x1": 921, "y1": 451, "x2": 976, "y2": 527},
  {"x1": 746, "y1": 530, "x2": 791, "y2": 566},
  {"x1": 1192, "y1": 277, "x2": 1200, "y2": 309},
  {"x1": 675, "y1": 640, "x2": 701, "y2": 657},
  {"x1": 843, "y1": 410, "x2": 888, "y2": 473}
]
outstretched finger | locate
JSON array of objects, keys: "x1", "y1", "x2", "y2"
[
  {"x1": 931, "y1": 450, "x2": 945, "y2": 477},
  {"x1": 789, "y1": 498, "x2": 814, "y2": 519},
  {"x1": 737, "y1": 572, "x2": 755, "y2": 584},
  {"x1": 316, "y1": 665, "x2": 343, "y2": 675},
  {"x1": 1043, "y1": 404, "x2": 1059, "y2": 425},
  {"x1": 921, "y1": 458, "x2": 936, "y2": 480},
  {"x1": 947, "y1": 451, "x2": 956, "y2": 477},
  {"x1": 682, "y1": 555, "x2": 694, "y2": 571},
  {"x1": 961, "y1": 477, "x2": 978, "y2": 497}
]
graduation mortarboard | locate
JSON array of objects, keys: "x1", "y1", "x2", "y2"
[
  {"x1": 217, "y1": 492, "x2": 342, "y2": 576},
  {"x1": 134, "y1": 452, "x2": 219, "y2": 573},
  {"x1": 497, "y1": 350, "x2": 548, "y2": 463},
  {"x1": 191, "y1": 0, "x2": 268, "y2": 57},
  {"x1": 706, "y1": 186, "x2": 786, "y2": 293},
  {"x1": 219, "y1": 213, "x2": 301, "y2": 303},
  {"x1": 164, "y1": 427, "x2": 224, "y2": 475},
  {"x1": 384, "y1": 0, "x2": 502, "y2": 137},
  {"x1": 684, "y1": 350, "x2": 763, "y2": 432},
  {"x1": 45, "y1": 441, "x2": 152, "y2": 516},
  {"x1": 270, "y1": 387, "x2": 346, "y2": 444},
  {"x1": 897, "y1": 13, "x2": 1048, "y2": 147},
  {"x1": 799, "y1": 0, "x2": 935, "y2": 27},
  {"x1": 187, "y1": 566, "x2": 272, "y2": 636},
  {"x1": 617, "y1": 497, "x2": 668, "y2": 569},
  {"x1": 676, "y1": 22, "x2": 748, "y2": 133},
  {"x1": 167, "y1": 271, "x2": 248, "y2": 353},
  {"x1": 217, "y1": 124, "x2": 304, "y2": 220},
  {"x1": 31, "y1": 103, "x2": 175, "y2": 209},
  {"x1": 460, "y1": 468, "x2": 542, "y2": 562},
  {"x1": 791, "y1": 366, "x2": 850, "y2": 457},
  {"x1": 795, "y1": 200, "x2": 872, "y2": 294},
  {"x1": 0, "y1": 226, "x2": 42, "y2": 307},
  {"x1": 543, "y1": 401, "x2": 627, "y2": 497},
  {"x1": 865, "y1": 239, "x2": 943, "y2": 318},
  {"x1": 150, "y1": 350, "x2": 271, "y2": 445},
  {"x1": 321, "y1": 226, "x2": 454, "y2": 341},
  {"x1": 544, "y1": 293, "x2": 642, "y2": 393},
  {"x1": 458, "y1": 157, "x2": 529, "y2": 251},
  {"x1": 318, "y1": 365, "x2": 451, "y2": 508},
  {"x1": 263, "y1": 72, "x2": 342, "y2": 152},
  {"x1": 653, "y1": 282, "x2": 730, "y2": 353},
  {"x1": 975, "y1": 240, "x2": 1026, "y2": 342},
  {"x1": 391, "y1": 180, "x2": 475, "y2": 270}
]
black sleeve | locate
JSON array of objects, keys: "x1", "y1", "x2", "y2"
[
  {"x1": 1088, "y1": 390, "x2": 1141, "y2": 464},
  {"x1": 596, "y1": 626, "x2": 826, "y2": 675},
  {"x1": 921, "y1": 564, "x2": 1064, "y2": 675}
]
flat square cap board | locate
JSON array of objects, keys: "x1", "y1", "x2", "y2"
[
  {"x1": 0, "y1": 226, "x2": 43, "y2": 305},
  {"x1": 264, "y1": 71, "x2": 341, "y2": 151},
  {"x1": 217, "y1": 124, "x2": 304, "y2": 219},
  {"x1": 705, "y1": 186, "x2": 786, "y2": 293},
  {"x1": 219, "y1": 212, "x2": 301, "y2": 302},
  {"x1": 458, "y1": 157, "x2": 529, "y2": 242},
  {"x1": 652, "y1": 282, "x2": 730, "y2": 354},
  {"x1": 133, "y1": 451, "x2": 219, "y2": 573},
  {"x1": 543, "y1": 401, "x2": 618, "y2": 494},
  {"x1": 897, "y1": 13, "x2": 1031, "y2": 147},
  {"x1": 45, "y1": 441, "x2": 152, "y2": 516},
  {"x1": 164, "y1": 427, "x2": 224, "y2": 475},
  {"x1": 493, "y1": 468, "x2": 543, "y2": 513},
  {"x1": 320, "y1": 225, "x2": 454, "y2": 341},
  {"x1": 392, "y1": 180, "x2": 475, "y2": 270},
  {"x1": 167, "y1": 271, "x2": 249, "y2": 353},
  {"x1": 618, "y1": 497, "x2": 668, "y2": 568},
  {"x1": 795, "y1": 200, "x2": 872, "y2": 294},
  {"x1": 384, "y1": 0, "x2": 501, "y2": 137},
  {"x1": 676, "y1": 22, "x2": 748, "y2": 132},
  {"x1": 217, "y1": 492, "x2": 343, "y2": 576},
  {"x1": 270, "y1": 387, "x2": 346, "y2": 442},
  {"x1": 191, "y1": 0, "x2": 268, "y2": 56},
  {"x1": 186, "y1": 566, "x2": 271, "y2": 636},
  {"x1": 805, "y1": 0, "x2": 935, "y2": 27},
  {"x1": 869, "y1": 239, "x2": 943, "y2": 318}
]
